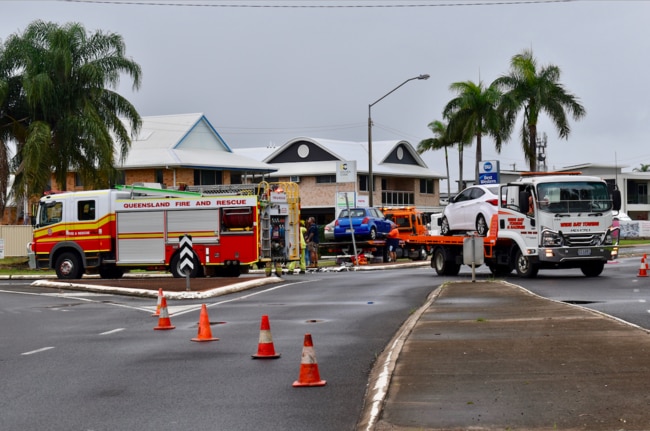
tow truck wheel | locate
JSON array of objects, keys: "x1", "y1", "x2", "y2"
[
  {"x1": 55, "y1": 252, "x2": 83, "y2": 279},
  {"x1": 489, "y1": 264, "x2": 512, "y2": 277},
  {"x1": 432, "y1": 247, "x2": 460, "y2": 276},
  {"x1": 580, "y1": 261, "x2": 604, "y2": 277},
  {"x1": 440, "y1": 217, "x2": 451, "y2": 236},
  {"x1": 476, "y1": 214, "x2": 488, "y2": 236},
  {"x1": 514, "y1": 249, "x2": 539, "y2": 278}
]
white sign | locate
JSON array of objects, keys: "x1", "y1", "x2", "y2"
[
  {"x1": 116, "y1": 196, "x2": 257, "y2": 211},
  {"x1": 336, "y1": 161, "x2": 357, "y2": 183},
  {"x1": 478, "y1": 160, "x2": 500, "y2": 185},
  {"x1": 336, "y1": 192, "x2": 356, "y2": 217}
]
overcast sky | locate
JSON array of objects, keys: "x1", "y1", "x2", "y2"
[{"x1": 3, "y1": 0, "x2": 650, "y2": 190}]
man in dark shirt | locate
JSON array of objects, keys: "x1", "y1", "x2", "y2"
[{"x1": 306, "y1": 217, "x2": 319, "y2": 268}]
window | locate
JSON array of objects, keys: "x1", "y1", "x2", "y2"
[
  {"x1": 74, "y1": 173, "x2": 83, "y2": 187},
  {"x1": 231, "y1": 173, "x2": 243, "y2": 184},
  {"x1": 194, "y1": 170, "x2": 223, "y2": 186},
  {"x1": 315, "y1": 175, "x2": 336, "y2": 184},
  {"x1": 359, "y1": 175, "x2": 375, "y2": 192},
  {"x1": 39, "y1": 201, "x2": 63, "y2": 227},
  {"x1": 77, "y1": 200, "x2": 96, "y2": 221},
  {"x1": 112, "y1": 170, "x2": 125, "y2": 186},
  {"x1": 639, "y1": 183, "x2": 648, "y2": 204},
  {"x1": 420, "y1": 179, "x2": 434, "y2": 194}
]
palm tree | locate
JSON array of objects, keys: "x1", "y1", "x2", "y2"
[
  {"x1": 633, "y1": 163, "x2": 650, "y2": 172},
  {"x1": 418, "y1": 120, "x2": 453, "y2": 201},
  {"x1": 417, "y1": 119, "x2": 470, "y2": 200},
  {"x1": 442, "y1": 80, "x2": 505, "y2": 183},
  {"x1": 494, "y1": 49, "x2": 586, "y2": 171},
  {"x1": 0, "y1": 20, "x2": 142, "y2": 203}
]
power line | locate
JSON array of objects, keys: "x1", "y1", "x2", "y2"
[{"x1": 59, "y1": 0, "x2": 576, "y2": 8}]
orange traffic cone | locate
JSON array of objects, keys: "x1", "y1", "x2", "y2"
[
  {"x1": 151, "y1": 288, "x2": 164, "y2": 317},
  {"x1": 154, "y1": 296, "x2": 175, "y2": 330},
  {"x1": 252, "y1": 315, "x2": 280, "y2": 359},
  {"x1": 638, "y1": 254, "x2": 648, "y2": 277},
  {"x1": 192, "y1": 304, "x2": 219, "y2": 342},
  {"x1": 293, "y1": 333, "x2": 326, "y2": 387}
]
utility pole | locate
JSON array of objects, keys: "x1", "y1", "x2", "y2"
[{"x1": 536, "y1": 133, "x2": 548, "y2": 172}]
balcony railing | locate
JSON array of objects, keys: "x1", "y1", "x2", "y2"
[{"x1": 381, "y1": 191, "x2": 414, "y2": 206}]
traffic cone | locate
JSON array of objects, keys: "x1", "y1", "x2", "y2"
[
  {"x1": 293, "y1": 333, "x2": 326, "y2": 387},
  {"x1": 154, "y1": 296, "x2": 175, "y2": 330},
  {"x1": 192, "y1": 304, "x2": 219, "y2": 342},
  {"x1": 638, "y1": 254, "x2": 648, "y2": 277},
  {"x1": 151, "y1": 288, "x2": 164, "y2": 317},
  {"x1": 252, "y1": 315, "x2": 280, "y2": 359}
]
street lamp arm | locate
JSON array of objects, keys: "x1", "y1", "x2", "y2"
[
  {"x1": 367, "y1": 73, "x2": 429, "y2": 208},
  {"x1": 369, "y1": 74, "x2": 430, "y2": 110}
]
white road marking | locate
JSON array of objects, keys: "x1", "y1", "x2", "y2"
[
  {"x1": 21, "y1": 347, "x2": 54, "y2": 356},
  {"x1": 169, "y1": 280, "x2": 317, "y2": 316},
  {"x1": 100, "y1": 328, "x2": 125, "y2": 335}
]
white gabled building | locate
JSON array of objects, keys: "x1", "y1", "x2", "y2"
[
  {"x1": 236, "y1": 137, "x2": 445, "y2": 222},
  {"x1": 113, "y1": 113, "x2": 276, "y2": 188}
]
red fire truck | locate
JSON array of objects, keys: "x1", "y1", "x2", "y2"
[{"x1": 27, "y1": 182, "x2": 300, "y2": 279}]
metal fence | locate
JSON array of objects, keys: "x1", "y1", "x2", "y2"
[{"x1": 0, "y1": 225, "x2": 33, "y2": 257}]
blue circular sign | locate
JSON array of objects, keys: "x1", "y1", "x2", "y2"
[{"x1": 483, "y1": 161, "x2": 493, "y2": 172}]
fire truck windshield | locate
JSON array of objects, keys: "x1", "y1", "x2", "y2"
[
  {"x1": 38, "y1": 201, "x2": 63, "y2": 227},
  {"x1": 536, "y1": 181, "x2": 612, "y2": 213}
]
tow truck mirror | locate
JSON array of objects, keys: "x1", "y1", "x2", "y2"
[
  {"x1": 612, "y1": 189, "x2": 621, "y2": 211},
  {"x1": 519, "y1": 190, "x2": 531, "y2": 214}
]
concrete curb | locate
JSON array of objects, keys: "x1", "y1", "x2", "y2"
[{"x1": 30, "y1": 276, "x2": 284, "y2": 299}]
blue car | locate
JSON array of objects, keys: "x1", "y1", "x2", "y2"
[{"x1": 333, "y1": 207, "x2": 394, "y2": 241}]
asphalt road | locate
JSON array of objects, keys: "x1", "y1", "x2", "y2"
[
  {"x1": 2, "y1": 248, "x2": 649, "y2": 430},
  {"x1": 0, "y1": 268, "x2": 435, "y2": 431}
]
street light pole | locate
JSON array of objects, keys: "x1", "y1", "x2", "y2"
[{"x1": 367, "y1": 74, "x2": 430, "y2": 207}]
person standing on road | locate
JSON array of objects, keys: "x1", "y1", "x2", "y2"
[
  {"x1": 387, "y1": 224, "x2": 400, "y2": 262},
  {"x1": 306, "y1": 217, "x2": 319, "y2": 268},
  {"x1": 299, "y1": 220, "x2": 307, "y2": 273}
]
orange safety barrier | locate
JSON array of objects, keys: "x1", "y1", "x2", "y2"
[
  {"x1": 252, "y1": 315, "x2": 281, "y2": 359},
  {"x1": 151, "y1": 288, "x2": 164, "y2": 317},
  {"x1": 192, "y1": 304, "x2": 219, "y2": 342},
  {"x1": 293, "y1": 333, "x2": 326, "y2": 387},
  {"x1": 638, "y1": 254, "x2": 648, "y2": 277},
  {"x1": 154, "y1": 296, "x2": 175, "y2": 330}
]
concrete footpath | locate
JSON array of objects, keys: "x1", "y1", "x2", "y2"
[{"x1": 360, "y1": 280, "x2": 650, "y2": 431}]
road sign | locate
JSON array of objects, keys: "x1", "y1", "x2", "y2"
[
  {"x1": 478, "y1": 160, "x2": 500, "y2": 185},
  {"x1": 179, "y1": 234, "x2": 194, "y2": 276}
]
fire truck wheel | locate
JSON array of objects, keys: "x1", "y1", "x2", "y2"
[
  {"x1": 580, "y1": 261, "x2": 604, "y2": 277},
  {"x1": 55, "y1": 252, "x2": 83, "y2": 279},
  {"x1": 514, "y1": 249, "x2": 539, "y2": 278},
  {"x1": 476, "y1": 214, "x2": 488, "y2": 236},
  {"x1": 440, "y1": 217, "x2": 451, "y2": 236}
]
